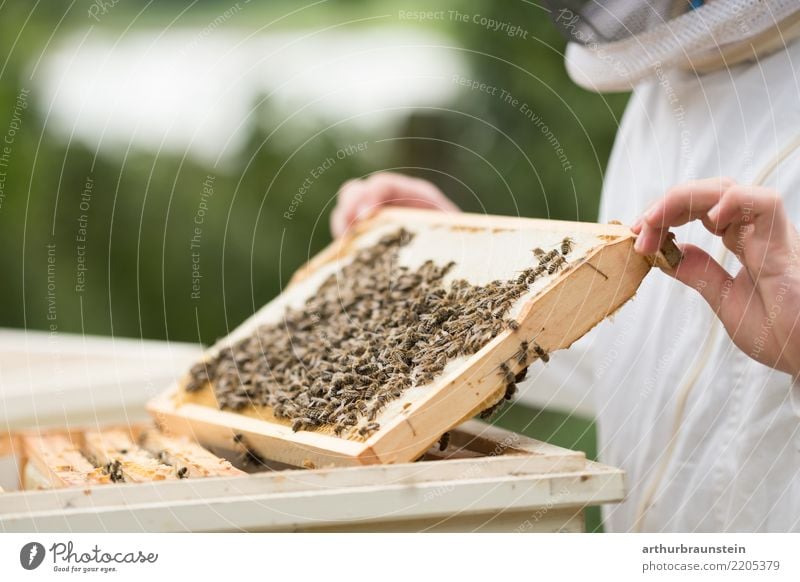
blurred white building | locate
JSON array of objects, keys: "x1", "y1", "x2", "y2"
[{"x1": 37, "y1": 26, "x2": 467, "y2": 164}]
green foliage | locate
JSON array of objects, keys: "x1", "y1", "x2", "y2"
[
  {"x1": 415, "y1": 0, "x2": 630, "y2": 220},
  {"x1": 0, "y1": 0, "x2": 628, "y2": 344}
]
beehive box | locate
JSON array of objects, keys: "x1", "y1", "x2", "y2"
[
  {"x1": 0, "y1": 421, "x2": 625, "y2": 532},
  {"x1": 149, "y1": 209, "x2": 674, "y2": 469}
]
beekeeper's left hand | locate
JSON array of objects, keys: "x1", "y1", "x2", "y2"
[{"x1": 632, "y1": 177, "x2": 800, "y2": 378}]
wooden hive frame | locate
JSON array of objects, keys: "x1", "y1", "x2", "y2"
[
  {"x1": 148, "y1": 209, "x2": 675, "y2": 469},
  {"x1": 6, "y1": 425, "x2": 243, "y2": 491},
  {"x1": 1, "y1": 421, "x2": 585, "y2": 493}
]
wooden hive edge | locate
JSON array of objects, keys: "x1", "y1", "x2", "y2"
[
  {"x1": 138, "y1": 429, "x2": 245, "y2": 478},
  {"x1": 21, "y1": 434, "x2": 109, "y2": 490},
  {"x1": 82, "y1": 429, "x2": 178, "y2": 483},
  {"x1": 0, "y1": 433, "x2": 20, "y2": 457},
  {"x1": 363, "y1": 235, "x2": 650, "y2": 464},
  {"x1": 147, "y1": 385, "x2": 371, "y2": 469},
  {"x1": 288, "y1": 208, "x2": 635, "y2": 287},
  {"x1": 0, "y1": 458, "x2": 626, "y2": 531}
]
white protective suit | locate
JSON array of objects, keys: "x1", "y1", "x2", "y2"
[{"x1": 521, "y1": 31, "x2": 800, "y2": 531}]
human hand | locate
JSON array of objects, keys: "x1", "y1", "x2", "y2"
[
  {"x1": 632, "y1": 177, "x2": 800, "y2": 378},
  {"x1": 330, "y1": 172, "x2": 460, "y2": 238}
]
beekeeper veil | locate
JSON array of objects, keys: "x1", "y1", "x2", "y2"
[{"x1": 543, "y1": 0, "x2": 800, "y2": 92}]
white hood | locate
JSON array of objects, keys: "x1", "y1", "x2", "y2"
[{"x1": 561, "y1": 0, "x2": 800, "y2": 92}]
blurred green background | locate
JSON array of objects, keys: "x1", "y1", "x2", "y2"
[{"x1": 0, "y1": 0, "x2": 628, "y2": 530}]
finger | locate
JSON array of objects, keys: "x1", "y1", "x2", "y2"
[
  {"x1": 708, "y1": 185, "x2": 789, "y2": 238},
  {"x1": 331, "y1": 180, "x2": 368, "y2": 237},
  {"x1": 366, "y1": 173, "x2": 457, "y2": 211},
  {"x1": 330, "y1": 200, "x2": 345, "y2": 238},
  {"x1": 634, "y1": 222, "x2": 665, "y2": 254},
  {"x1": 647, "y1": 177, "x2": 736, "y2": 227},
  {"x1": 337, "y1": 178, "x2": 364, "y2": 206},
  {"x1": 330, "y1": 205, "x2": 349, "y2": 238},
  {"x1": 662, "y1": 243, "x2": 734, "y2": 315},
  {"x1": 331, "y1": 173, "x2": 459, "y2": 238},
  {"x1": 341, "y1": 187, "x2": 384, "y2": 234},
  {"x1": 636, "y1": 177, "x2": 736, "y2": 254},
  {"x1": 344, "y1": 175, "x2": 459, "y2": 225},
  {"x1": 352, "y1": 192, "x2": 385, "y2": 222},
  {"x1": 720, "y1": 220, "x2": 755, "y2": 256},
  {"x1": 409, "y1": 178, "x2": 461, "y2": 212},
  {"x1": 331, "y1": 203, "x2": 359, "y2": 238}
]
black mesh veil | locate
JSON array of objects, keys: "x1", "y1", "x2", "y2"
[{"x1": 543, "y1": 0, "x2": 689, "y2": 44}]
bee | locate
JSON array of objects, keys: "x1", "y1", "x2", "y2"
[
  {"x1": 507, "y1": 319, "x2": 520, "y2": 331},
  {"x1": 106, "y1": 460, "x2": 124, "y2": 483},
  {"x1": 533, "y1": 343, "x2": 550, "y2": 363},
  {"x1": 177, "y1": 466, "x2": 189, "y2": 479},
  {"x1": 240, "y1": 446, "x2": 266, "y2": 468},
  {"x1": 515, "y1": 367, "x2": 528, "y2": 383},
  {"x1": 438, "y1": 432, "x2": 450, "y2": 451},
  {"x1": 358, "y1": 422, "x2": 381, "y2": 436},
  {"x1": 356, "y1": 363, "x2": 380, "y2": 375},
  {"x1": 331, "y1": 373, "x2": 348, "y2": 388},
  {"x1": 417, "y1": 371, "x2": 435, "y2": 386},
  {"x1": 548, "y1": 255, "x2": 567, "y2": 274},
  {"x1": 539, "y1": 249, "x2": 560, "y2": 265},
  {"x1": 515, "y1": 341, "x2": 529, "y2": 365},
  {"x1": 532, "y1": 247, "x2": 545, "y2": 257},
  {"x1": 479, "y1": 401, "x2": 503, "y2": 419},
  {"x1": 560, "y1": 236, "x2": 575, "y2": 256},
  {"x1": 498, "y1": 361, "x2": 515, "y2": 384},
  {"x1": 504, "y1": 383, "x2": 517, "y2": 400},
  {"x1": 291, "y1": 418, "x2": 310, "y2": 432}
]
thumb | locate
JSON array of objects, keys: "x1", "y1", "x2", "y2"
[{"x1": 661, "y1": 243, "x2": 733, "y2": 315}]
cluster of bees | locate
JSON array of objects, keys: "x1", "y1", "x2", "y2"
[
  {"x1": 185, "y1": 230, "x2": 576, "y2": 438},
  {"x1": 479, "y1": 238, "x2": 574, "y2": 420}
]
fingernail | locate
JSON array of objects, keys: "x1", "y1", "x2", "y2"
[{"x1": 634, "y1": 236, "x2": 644, "y2": 253}]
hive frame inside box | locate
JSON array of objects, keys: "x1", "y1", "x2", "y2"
[
  {"x1": 149, "y1": 208, "x2": 656, "y2": 468},
  {"x1": 0, "y1": 422, "x2": 625, "y2": 532},
  {"x1": 0, "y1": 424, "x2": 244, "y2": 492}
]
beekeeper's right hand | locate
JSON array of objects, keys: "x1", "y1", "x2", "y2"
[{"x1": 330, "y1": 172, "x2": 460, "y2": 238}]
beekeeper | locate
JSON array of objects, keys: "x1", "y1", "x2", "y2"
[{"x1": 330, "y1": 1, "x2": 800, "y2": 532}]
